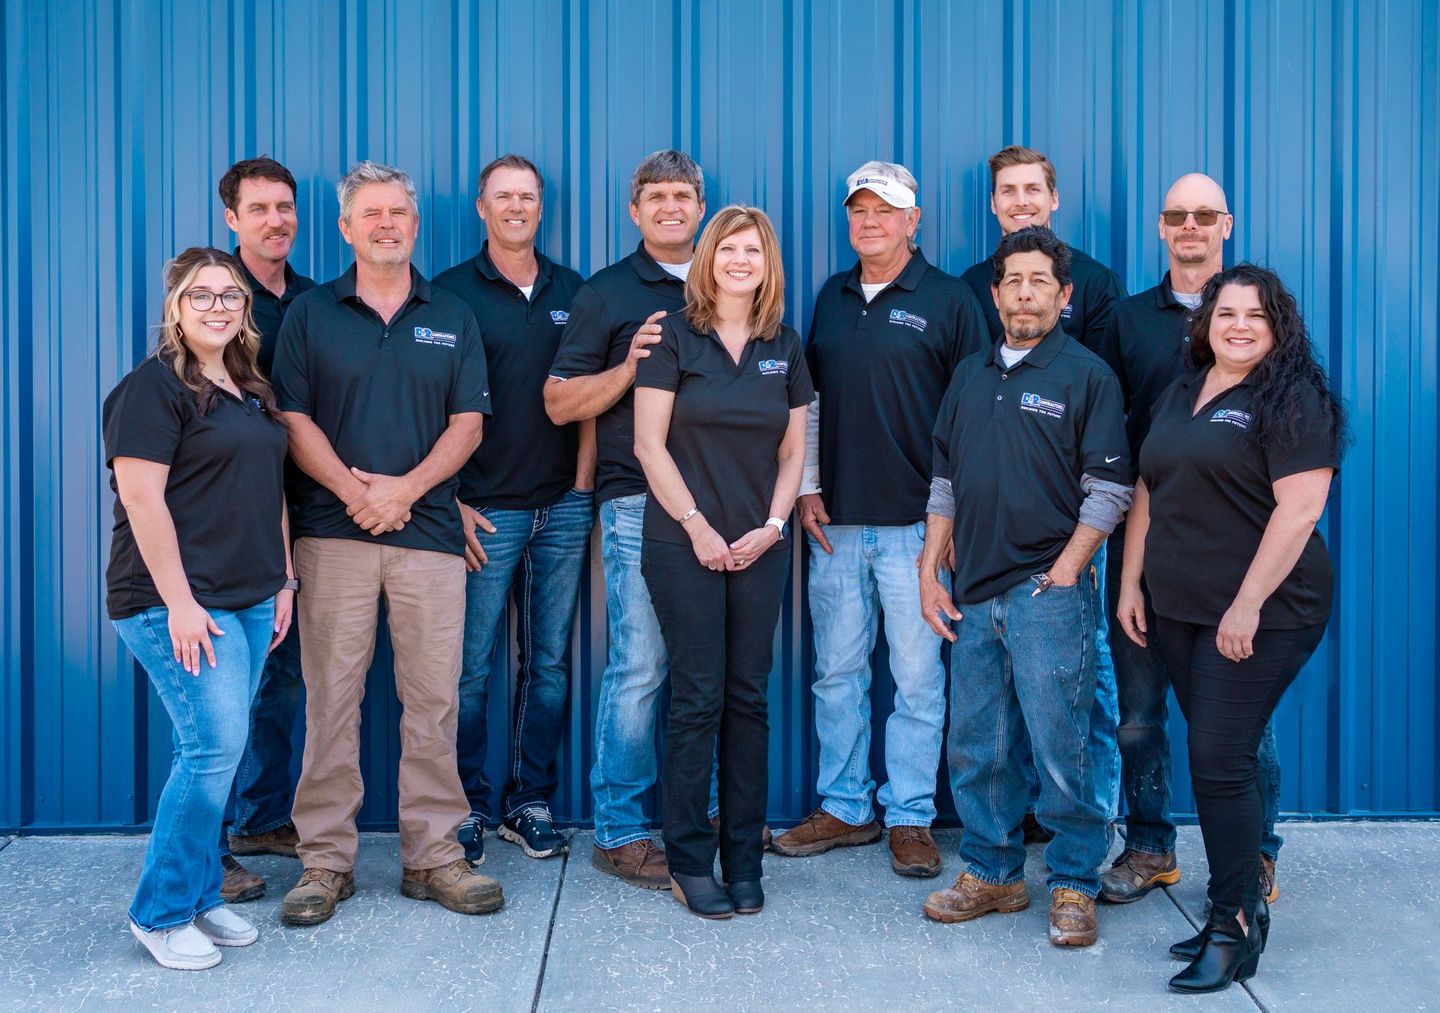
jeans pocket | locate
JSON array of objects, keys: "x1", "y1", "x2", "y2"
[{"x1": 569, "y1": 486, "x2": 596, "y2": 499}]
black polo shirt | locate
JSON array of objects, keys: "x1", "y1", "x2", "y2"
[
  {"x1": 805, "y1": 251, "x2": 988, "y2": 526},
  {"x1": 235, "y1": 250, "x2": 316, "y2": 377},
  {"x1": 103, "y1": 355, "x2": 289, "y2": 619},
  {"x1": 548, "y1": 242, "x2": 688, "y2": 504},
  {"x1": 1140, "y1": 369, "x2": 1338, "y2": 629},
  {"x1": 931, "y1": 326, "x2": 1131, "y2": 604},
  {"x1": 636, "y1": 318, "x2": 813, "y2": 547},
  {"x1": 1099, "y1": 273, "x2": 1195, "y2": 460},
  {"x1": 271, "y1": 265, "x2": 491, "y2": 556},
  {"x1": 961, "y1": 242, "x2": 1126, "y2": 355},
  {"x1": 434, "y1": 244, "x2": 584, "y2": 510}
]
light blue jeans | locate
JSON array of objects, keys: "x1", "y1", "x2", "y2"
[
  {"x1": 589, "y1": 493, "x2": 716, "y2": 848},
  {"x1": 115, "y1": 598, "x2": 275, "y2": 930},
  {"x1": 807, "y1": 522, "x2": 948, "y2": 827}
]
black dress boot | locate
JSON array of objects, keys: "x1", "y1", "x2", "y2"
[
  {"x1": 724, "y1": 879, "x2": 764, "y2": 914},
  {"x1": 1172, "y1": 896, "x2": 1269, "y2": 960},
  {"x1": 1168, "y1": 922, "x2": 1262, "y2": 994},
  {"x1": 670, "y1": 873, "x2": 735, "y2": 919}
]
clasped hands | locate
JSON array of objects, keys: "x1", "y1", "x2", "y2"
[{"x1": 345, "y1": 467, "x2": 417, "y2": 535}]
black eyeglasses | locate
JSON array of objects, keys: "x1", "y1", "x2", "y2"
[
  {"x1": 1161, "y1": 209, "x2": 1227, "y2": 227},
  {"x1": 184, "y1": 289, "x2": 248, "y2": 311}
]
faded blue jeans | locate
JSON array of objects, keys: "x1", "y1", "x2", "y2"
[
  {"x1": 946, "y1": 572, "x2": 1109, "y2": 897},
  {"x1": 115, "y1": 598, "x2": 275, "y2": 930},
  {"x1": 807, "y1": 522, "x2": 948, "y2": 827},
  {"x1": 589, "y1": 493, "x2": 716, "y2": 848},
  {"x1": 457, "y1": 489, "x2": 594, "y2": 821}
]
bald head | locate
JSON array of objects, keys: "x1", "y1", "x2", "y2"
[
  {"x1": 1160, "y1": 172, "x2": 1232, "y2": 275},
  {"x1": 1164, "y1": 173, "x2": 1228, "y2": 212}
]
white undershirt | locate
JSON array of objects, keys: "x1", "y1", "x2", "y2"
[
  {"x1": 659, "y1": 260, "x2": 692, "y2": 283},
  {"x1": 1174, "y1": 290, "x2": 1203, "y2": 310},
  {"x1": 518, "y1": 284, "x2": 534, "y2": 301},
  {"x1": 999, "y1": 344, "x2": 1032, "y2": 368},
  {"x1": 859, "y1": 282, "x2": 887, "y2": 303}
]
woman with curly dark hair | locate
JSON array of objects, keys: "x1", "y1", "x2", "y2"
[{"x1": 1116, "y1": 263, "x2": 1345, "y2": 993}]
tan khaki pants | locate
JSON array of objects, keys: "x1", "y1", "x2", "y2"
[{"x1": 292, "y1": 537, "x2": 467, "y2": 871}]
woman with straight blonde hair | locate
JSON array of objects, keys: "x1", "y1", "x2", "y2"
[
  {"x1": 633, "y1": 206, "x2": 812, "y2": 918},
  {"x1": 104, "y1": 246, "x2": 294, "y2": 968}
]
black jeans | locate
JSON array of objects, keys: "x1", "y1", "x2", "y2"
[
  {"x1": 1154, "y1": 616, "x2": 1325, "y2": 923},
  {"x1": 642, "y1": 539, "x2": 789, "y2": 881}
]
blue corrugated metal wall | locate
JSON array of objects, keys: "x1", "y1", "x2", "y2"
[{"x1": 2, "y1": 0, "x2": 1436, "y2": 831}]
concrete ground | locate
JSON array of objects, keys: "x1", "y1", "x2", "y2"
[{"x1": 0, "y1": 822, "x2": 1435, "y2": 1011}]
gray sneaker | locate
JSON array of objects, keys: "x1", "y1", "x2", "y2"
[
  {"x1": 129, "y1": 920, "x2": 221, "y2": 970},
  {"x1": 193, "y1": 905, "x2": 259, "y2": 947}
]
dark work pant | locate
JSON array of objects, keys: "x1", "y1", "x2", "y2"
[
  {"x1": 1154, "y1": 616, "x2": 1325, "y2": 923},
  {"x1": 642, "y1": 539, "x2": 789, "y2": 881}
]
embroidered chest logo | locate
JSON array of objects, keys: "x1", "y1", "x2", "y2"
[
  {"x1": 550, "y1": 310, "x2": 569, "y2": 324},
  {"x1": 1020, "y1": 392, "x2": 1066, "y2": 419},
  {"x1": 414, "y1": 326, "x2": 457, "y2": 348},
  {"x1": 1210, "y1": 409, "x2": 1252, "y2": 429},
  {"x1": 1060, "y1": 303, "x2": 1074, "y2": 320},
  {"x1": 889, "y1": 309, "x2": 929, "y2": 332},
  {"x1": 758, "y1": 358, "x2": 789, "y2": 376}
]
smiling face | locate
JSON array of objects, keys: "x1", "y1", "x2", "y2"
[
  {"x1": 846, "y1": 188, "x2": 918, "y2": 263},
  {"x1": 477, "y1": 165, "x2": 542, "y2": 250},
  {"x1": 338, "y1": 181, "x2": 418, "y2": 267},
  {"x1": 712, "y1": 225, "x2": 765, "y2": 300},
  {"x1": 224, "y1": 177, "x2": 298, "y2": 266},
  {"x1": 629, "y1": 180, "x2": 704, "y2": 259},
  {"x1": 1160, "y1": 174, "x2": 1232, "y2": 268},
  {"x1": 1207, "y1": 283, "x2": 1274, "y2": 374},
  {"x1": 991, "y1": 163, "x2": 1059, "y2": 234},
  {"x1": 993, "y1": 249, "x2": 1072, "y2": 344},
  {"x1": 177, "y1": 264, "x2": 249, "y2": 359}
]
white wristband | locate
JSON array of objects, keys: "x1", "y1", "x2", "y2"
[{"x1": 766, "y1": 516, "x2": 786, "y2": 538}]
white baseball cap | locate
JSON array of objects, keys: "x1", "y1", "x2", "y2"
[{"x1": 844, "y1": 167, "x2": 917, "y2": 209}]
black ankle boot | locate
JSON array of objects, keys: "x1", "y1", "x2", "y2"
[
  {"x1": 1168, "y1": 922, "x2": 1261, "y2": 994},
  {"x1": 724, "y1": 879, "x2": 764, "y2": 914},
  {"x1": 1172, "y1": 898, "x2": 1270, "y2": 960},
  {"x1": 670, "y1": 873, "x2": 735, "y2": 919}
]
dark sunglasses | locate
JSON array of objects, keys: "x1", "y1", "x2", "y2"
[{"x1": 1161, "y1": 209, "x2": 1227, "y2": 227}]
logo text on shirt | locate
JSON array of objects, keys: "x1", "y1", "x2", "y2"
[
  {"x1": 414, "y1": 326, "x2": 457, "y2": 348},
  {"x1": 550, "y1": 310, "x2": 569, "y2": 324},
  {"x1": 1210, "y1": 408, "x2": 1252, "y2": 429},
  {"x1": 1060, "y1": 303, "x2": 1074, "y2": 320},
  {"x1": 758, "y1": 358, "x2": 789, "y2": 376},
  {"x1": 889, "y1": 309, "x2": 928, "y2": 332},
  {"x1": 1020, "y1": 392, "x2": 1066, "y2": 419}
]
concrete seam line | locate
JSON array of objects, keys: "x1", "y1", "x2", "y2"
[{"x1": 530, "y1": 840, "x2": 570, "y2": 1013}]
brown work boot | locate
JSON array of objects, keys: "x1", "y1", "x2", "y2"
[
  {"x1": 1098, "y1": 849, "x2": 1181, "y2": 903},
  {"x1": 923, "y1": 872, "x2": 1029, "y2": 922},
  {"x1": 770, "y1": 808, "x2": 882, "y2": 857},
  {"x1": 709, "y1": 815, "x2": 774, "y2": 849},
  {"x1": 228, "y1": 822, "x2": 300, "y2": 858},
  {"x1": 1021, "y1": 813, "x2": 1055, "y2": 844},
  {"x1": 281, "y1": 867, "x2": 355, "y2": 926},
  {"x1": 591, "y1": 839, "x2": 670, "y2": 889},
  {"x1": 1260, "y1": 853, "x2": 1279, "y2": 903},
  {"x1": 1049, "y1": 888, "x2": 1098, "y2": 946},
  {"x1": 220, "y1": 854, "x2": 265, "y2": 903},
  {"x1": 401, "y1": 859, "x2": 504, "y2": 914},
  {"x1": 888, "y1": 826, "x2": 942, "y2": 878}
]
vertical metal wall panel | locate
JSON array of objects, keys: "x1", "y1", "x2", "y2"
[{"x1": 2, "y1": 0, "x2": 1436, "y2": 831}]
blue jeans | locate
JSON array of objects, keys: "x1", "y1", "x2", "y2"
[
  {"x1": 457, "y1": 489, "x2": 594, "y2": 820},
  {"x1": 807, "y1": 522, "x2": 947, "y2": 827},
  {"x1": 115, "y1": 598, "x2": 275, "y2": 930},
  {"x1": 1105, "y1": 530, "x2": 1284, "y2": 858},
  {"x1": 225, "y1": 619, "x2": 302, "y2": 846},
  {"x1": 590, "y1": 493, "x2": 717, "y2": 848},
  {"x1": 946, "y1": 573, "x2": 1109, "y2": 897}
]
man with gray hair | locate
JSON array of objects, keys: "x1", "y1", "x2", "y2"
[
  {"x1": 270, "y1": 160, "x2": 502, "y2": 925},
  {"x1": 771, "y1": 161, "x2": 986, "y2": 878}
]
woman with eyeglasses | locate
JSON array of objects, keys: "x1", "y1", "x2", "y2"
[
  {"x1": 1116, "y1": 264, "x2": 1345, "y2": 993},
  {"x1": 104, "y1": 247, "x2": 294, "y2": 969}
]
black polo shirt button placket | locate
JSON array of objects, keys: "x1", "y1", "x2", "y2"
[
  {"x1": 434, "y1": 243, "x2": 584, "y2": 511},
  {"x1": 236, "y1": 251, "x2": 317, "y2": 376},
  {"x1": 270, "y1": 264, "x2": 491, "y2": 557},
  {"x1": 548, "y1": 242, "x2": 688, "y2": 504}
]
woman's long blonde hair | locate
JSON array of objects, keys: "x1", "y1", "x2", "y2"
[
  {"x1": 684, "y1": 206, "x2": 786, "y2": 340},
  {"x1": 155, "y1": 247, "x2": 276, "y2": 415}
]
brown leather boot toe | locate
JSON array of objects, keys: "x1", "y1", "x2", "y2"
[
  {"x1": 1260, "y1": 853, "x2": 1279, "y2": 903},
  {"x1": 229, "y1": 822, "x2": 300, "y2": 858},
  {"x1": 709, "y1": 815, "x2": 774, "y2": 850},
  {"x1": 770, "y1": 808, "x2": 882, "y2": 857},
  {"x1": 923, "y1": 872, "x2": 1029, "y2": 923},
  {"x1": 282, "y1": 867, "x2": 355, "y2": 926},
  {"x1": 888, "y1": 826, "x2": 942, "y2": 878},
  {"x1": 220, "y1": 854, "x2": 265, "y2": 904},
  {"x1": 591, "y1": 839, "x2": 670, "y2": 889},
  {"x1": 1099, "y1": 849, "x2": 1181, "y2": 903},
  {"x1": 401, "y1": 859, "x2": 504, "y2": 914},
  {"x1": 1049, "y1": 888, "x2": 1098, "y2": 946}
]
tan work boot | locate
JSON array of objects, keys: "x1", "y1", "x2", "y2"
[
  {"x1": 769, "y1": 808, "x2": 882, "y2": 857},
  {"x1": 1260, "y1": 853, "x2": 1279, "y2": 903},
  {"x1": 220, "y1": 854, "x2": 265, "y2": 904},
  {"x1": 281, "y1": 867, "x2": 355, "y2": 926},
  {"x1": 401, "y1": 859, "x2": 504, "y2": 914},
  {"x1": 922, "y1": 872, "x2": 1029, "y2": 922},
  {"x1": 888, "y1": 826, "x2": 942, "y2": 878},
  {"x1": 1049, "y1": 888, "x2": 1098, "y2": 946},
  {"x1": 591, "y1": 839, "x2": 670, "y2": 889},
  {"x1": 1098, "y1": 849, "x2": 1181, "y2": 903},
  {"x1": 228, "y1": 822, "x2": 300, "y2": 858}
]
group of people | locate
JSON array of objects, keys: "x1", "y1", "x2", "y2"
[{"x1": 103, "y1": 144, "x2": 1345, "y2": 995}]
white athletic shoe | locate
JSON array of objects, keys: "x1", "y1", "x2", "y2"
[
  {"x1": 194, "y1": 904, "x2": 260, "y2": 946},
  {"x1": 129, "y1": 920, "x2": 222, "y2": 970}
]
